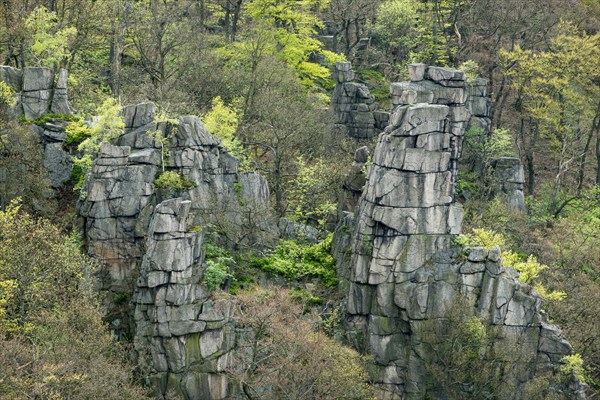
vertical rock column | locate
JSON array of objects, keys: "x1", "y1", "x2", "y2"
[
  {"x1": 492, "y1": 156, "x2": 526, "y2": 212},
  {"x1": 341, "y1": 65, "x2": 585, "y2": 399},
  {"x1": 331, "y1": 62, "x2": 389, "y2": 139},
  {"x1": 78, "y1": 143, "x2": 159, "y2": 293},
  {"x1": 466, "y1": 77, "x2": 492, "y2": 135},
  {"x1": 133, "y1": 198, "x2": 235, "y2": 399},
  {"x1": 344, "y1": 65, "x2": 469, "y2": 397}
]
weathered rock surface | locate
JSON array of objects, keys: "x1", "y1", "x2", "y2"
[
  {"x1": 338, "y1": 146, "x2": 369, "y2": 213},
  {"x1": 133, "y1": 198, "x2": 235, "y2": 399},
  {"x1": 331, "y1": 62, "x2": 389, "y2": 139},
  {"x1": 493, "y1": 156, "x2": 526, "y2": 212},
  {"x1": 1, "y1": 66, "x2": 73, "y2": 120},
  {"x1": 336, "y1": 64, "x2": 585, "y2": 399},
  {"x1": 79, "y1": 106, "x2": 274, "y2": 294},
  {"x1": 1, "y1": 67, "x2": 73, "y2": 189},
  {"x1": 77, "y1": 103, "x2": 276, "y2": 397}
]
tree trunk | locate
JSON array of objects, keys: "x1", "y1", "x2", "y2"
[
  {"x1": 230, "y1": 0, "x2": 243, "y2": 43},
  {"x1": 596, "y1": 130, "x2": 600, "y2": 186},
  {"x1": 526, "y1": 150, "x2": 535, "y2": 195}
]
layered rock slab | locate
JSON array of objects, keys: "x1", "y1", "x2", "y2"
[
  {"x1": 133, "y1": 198, "x2": 235, "y2": 399},
  {"x1": 337, "y1": 65, "x2": 585, "y2": 399}
]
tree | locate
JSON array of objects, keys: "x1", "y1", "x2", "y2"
[
  {"x1": 325, "y1": 0, "x2": 380, "y2": 58},
  {"x1": 501, "y1": 24, "x2": 600, "y2": 204},
  {"x1": 0, "y1": 200, "x2": 93, "y2": 334},
  {"x1": 230, "y1": 287, "x2": 374, "y2": 399},
  {"x1": 23, "y1": 6, "x2": 78, "y2": 68},
  {"x1": 371, "y1": 0, "x2": 419, "y2": 67}
]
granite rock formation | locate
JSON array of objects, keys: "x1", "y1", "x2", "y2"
[
  {"x1": 338, "y1": 146, "x2": 369, "y2": 214},
  {"x1": 335, "y1": 64, "x2": 585, "y2": 399},
  {"x1": 331, "y1": 62, "x2": 389, "y2": 139},
  {"x1": 493, "y1": 156, "x2": 526, "y2": 212},
  {"x1": 78, "y1": 103, "x2": 274, "y2": 294},
  {"x1": 77, "y1": 102, "x2": 275, "y2": 397},
  {"x1": 0, "y1": 66, "x2": 73, "y2": 189},
  {"x1": 0, "y1": 66, "x2": 72, "y2": 120},
  {"x1": 133, "y1": 198, "x2": 235, "y2": 399}
]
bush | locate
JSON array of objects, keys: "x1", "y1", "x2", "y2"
[
  {"x1": 250, "y1": 234, "x2": 338, "y2": 287},
  {"x1": 154, "y1": 170, "x2": 195, "y2": 190},
  {"x1": 0, "y1": 200, "x2": 148, "y2": 399},
  {"x1": 64, "y1": 118, "x2": 93, "y2": 147},
  {"x1": 230, "y1": 287, "x2": 374, "y2": 399}
]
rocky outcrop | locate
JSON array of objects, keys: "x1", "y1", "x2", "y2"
[
  {"x1": 1, "y1": 66, "x2": 73, "y2": 189},
  {"x1": 466, "y1": 76, "x2": 492, "y2": 136},
  {"x1": 77, "y1": 102, "x2": 275, "y2": 397},
  {"x1": 133, "y1": 198, "x2": 235, "y2": 399},
  {"x1": 79, "y1": 103, "x2": 274, "y2": 294},
  {"x1": 337, "y1": 64, "x2": 584, "y2": 399},
  {"x1": 0, "y1": 66, "x2": 72, "y2": 120},
  {"x1": 493, "y1": 156, "x2": 526, "y2": 212},
  {"x1": 338, "y1": 146, "x2": 369, "y2": 214},
  {"x1": 331, "y1": 62, "x2": 389, "y2": 139}
]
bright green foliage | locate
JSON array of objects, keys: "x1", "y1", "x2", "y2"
[
  {"x1": 72, "y1": 154, "x2": 93, "y2": 191},
  {"x1": 204, "y1": 243, "x2": 234, "y2": 291},
  {"x1": 77, "y1": 98, "x2": 124, "y2": 155},
  {"x1": 70, "y1": 98, "x2": 125, "y2": 191},
  {"x1": 559, "y1": 354, "x2": 587, "y2": 384},
  {"x1": 501, "y1": 23, "x2": 600, "y2": 210},
  {"x1": 251, "y1": 234, "x2": 338, "y2": 287},
  {"x1": 33, "y1": 113, "x2": 80, "y2": 126},
  {"x1": 457, "y1": 228, "x2": 566, "y2": 300},
  {"x1": 455, "y1": 227, "x2": 507, "y2": 249},
  {"x1": 23, "y1": 6, "x2": 77, "y2": 68},
  {"x1": 154, "y1": 171, "x2": 195, "y2": 191},
  {"x1": 204, "y1": 261, "x2": 234, "y2": 291},
  {"x1": 512, "y1": 255, "x2": 546, "y2": 284},
  {"x1": 0, "y1": 280, "x2": 17, "y2": 334},
  {"x1": 410, "y1": 0, "x2": 455, "y2": 65},
  {"x1": 373, "y1": 0, "x2": 419, "y2": 64},
  {"x1": 501, "y1": 25, "x2": 600, "y2": 144},
  {"x1": 287, "y1": 156, "x2": 336, "y2": 226},
  {"x1": 203, "y1": 96, "x2": 251, "y2": 169},
  {"x1": 458, "y1": 60, "x2": 481, "y2": 83},
  {"x1": 0, "y1": 82, "x2": 15, "y2": 107},
  {"x1": 227, "y1": 0, "x2": 339, "y2": 88},
  {"x1": 462, "y1": 316, "x2": 487, "y2": 358},
  {"x1": 0, "y1": 199, "x2": 94, "y2": 336},
  {"x1": 64, "y1": 119, "x2": 93, "y2": 147}
]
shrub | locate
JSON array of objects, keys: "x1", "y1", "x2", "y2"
[
  {"x1": 250, "y1": 233, "x2": 338, "y2": 287},
  {"x1": 204, "y1": 260, "x2": 233, "y2": 290},
  {"x1": 230, "y1": 287, "x2": 374, "y2": 399},
  {"x1": 203, "y1": 243, "x2": 235, "y2": 291},
  {"x1": 559, "y1": 354, "x2": 587, "y2": 384},
  {"x1": 64, "y1": 119, "x2": 93, "y2": 147},
  {"x1": 154, "y1": 171, "x2": 195, "y2": 190}
]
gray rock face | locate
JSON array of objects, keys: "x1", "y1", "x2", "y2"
[
  {"x1": 1, "y1": 65, "x2": 74, "y2": 119},
  {"x1": 77, "y1": 103, "x2": 277, "y2": 397},
  {"x1": 44, "y1": 142, "x2": 72, "y2": 187},
  {"x1": 80, "y1": 108, "x2": 274, "y2": 295},
  {"x1": 336, "y1": 65, "x2": 584, "y2": 399},
  {"x1": 492, "y1": 157, "x2": 526, "y2": 212},
  {"x1": 338, "y1": 146, "x2": 370, "y2": 213},
  {"x1": 133, "y1": 198, "x2": 235, "y2": 398},
  {"x1": 331, "y1": 62, "x2": 388, "y2": 139},
  {"x1": 1, "y1": 67, "x2": 75, "y2": 189}
]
